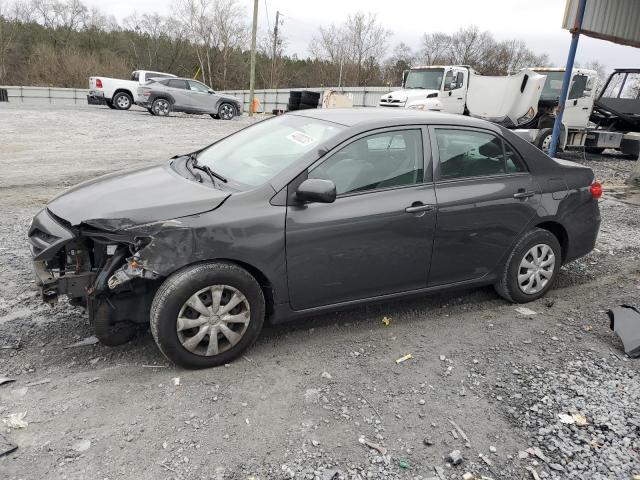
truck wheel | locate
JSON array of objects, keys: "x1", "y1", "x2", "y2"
[
  {"x1": 106, "y1": 100, "x2": 116, "y2": 109},
  {"x1": 152, "y1": 98, "x2": 171, "y2": 116},
  {"x1": 494, "y1": 228, "x2": 561, "y2": 304},
  {"x1": 91, "y1": 299, "x2": 137, "y2": 346},
  {"x1": 112, "y1": 92, "x2": 133, "y2": 110},
  {"x1": 217, "y1": 102, "x2": 236, "y2": 120},
  {"x1": 534, "y1": 128, "x2": 553, "y2": 154},
  {"x1": 150, "y1": 262, "x2": 265, "y2": 369}
]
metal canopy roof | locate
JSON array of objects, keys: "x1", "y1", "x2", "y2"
[{"x1": 563, "y1": 0, "x2": 640, "y2": 48}]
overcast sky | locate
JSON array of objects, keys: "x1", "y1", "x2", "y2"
[{"x1": 83, "y1": 0, "x2": 640, "y2": 73}]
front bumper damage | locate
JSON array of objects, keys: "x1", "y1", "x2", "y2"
[{"x1": 28, "y1": 209, "x2": 166, "y2": 308}]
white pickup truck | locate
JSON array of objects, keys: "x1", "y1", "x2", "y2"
[
  {"x1": 379, "y1": 65, "x2": 546, "y2": 128},
  {"x1": 87, "y1": 70, "x2": 175, "y2": 110}
]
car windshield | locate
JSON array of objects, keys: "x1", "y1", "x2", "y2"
[
  {"x1": 196, "y1": 115, "x2": 345, "y2": 187},
  {"x1": 404, "y1": 68, "x2": 444, "y2": 89},
  {"x1": 537, "y1": 71, "x2": 565, "y2": 101}
]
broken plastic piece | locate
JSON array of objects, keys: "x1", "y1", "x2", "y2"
[
  {"x1": 0, "y1": 376, "x2": 16, "y2": 386},
  {"x1": 3, "y1": 412, "x2": 27, "y2": 429},
  {"x1": 64, "y1": 336, "x2": 99, "y2": 349},
  {"x1": 0, "y1": 432, "x2": 17, "y2": 457},
  {"x1": 382, "y1": 316, "x2": 391, "y2": 326},
  {"x1": 515, "y1": 307, "x2": 537, "y2": 316},
  {"x1": 607, "y1": 305, "x2": 640, "y2": 358},
  {"x1": 395, "y1": 353, "x2": 413, "y2": 364},
  {"x1": 358, "y1": 436, "x2": 387, "y2": 455}
]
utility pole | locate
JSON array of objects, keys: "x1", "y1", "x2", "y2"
[
  {"x1": 270, "y1": 10, "x2": 280, "y2": 89},
  {"x1": 248, "y1": 0, "x2": 258, "y2": 117}
]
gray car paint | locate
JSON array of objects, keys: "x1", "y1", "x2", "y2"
[
  {"x1": 28, "y1": 109, "x2": 601, "y2": 324},
  {"x1": 140, "y1": 78, "x2": 241, "y2": 116}
]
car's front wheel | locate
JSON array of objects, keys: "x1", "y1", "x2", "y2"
[
  {"x1": 217, "y1": 102, "x2": 236, "y2": 120},
  {"x1": 494, "y1": 228, "x2": 561, "y2": 303},
  {"x1": 152, "y1": 98, "x2": 171, "y2": 116},
  {"x1": 150, "y1": 262, "x2": 265, "y2": 369}
]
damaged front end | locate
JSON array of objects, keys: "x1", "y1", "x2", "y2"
[{"x1": 28, "y1": 208, "x2": 163, "y2": 327}]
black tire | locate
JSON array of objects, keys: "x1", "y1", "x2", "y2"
[
  {"x1": 210, "y1": 113, "x2": 220, "y2": 119},
  {"x1": 217, "y1": 102, "x2": 236, "y2": 120},
  {"x1": 106, "y1": 100, "x2": 116, "y2": 109},
  {"x1": 301, "y1": 91, "x2": 320, "y2": 104},
  {"x1": 298, "y1": 101, "x2": 318, "y2": 110},
  {"x1": 152, "y1": 98, "x2": 171, "y2": 116},
  {"x1": 112, "y1": 91, "x2": 133, "y2": 110},
  {"x1": 91, "y1": 299, "x2": 137, "y2": 346},
  {"x1": 150, "y1": 262, "x2": 265, "y2": 369},
  {"x1": 585, "y1": 147, "x2": 605, "y2": 155},
  {"x1": 147, "y1": 107, "x2": 155, "y2": 115},
  {"x1": 494, "y1": 228, "x2": 562, "y2": 304},
  {"x1": 534, "y1": 128, "x2": 553, "y2": 153}
]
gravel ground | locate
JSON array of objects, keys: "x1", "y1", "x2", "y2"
[{"x1": 0, "y1": 104, "x2": 639, "y2": 480}]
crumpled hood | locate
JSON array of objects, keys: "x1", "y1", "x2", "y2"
[
  {"x1": 47, "y1": 163, "x2": 230, "y2": 230},
  {"x1": 381, "y1": 89, "x2": 440, "y2": 105}
]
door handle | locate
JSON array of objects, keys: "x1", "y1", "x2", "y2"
[
  {"x1": 405, "y1": 203, "x2": 435, "y2": 213},
  {"x1": 513, "y1": 190, "x2": 535, "y2": 199}
]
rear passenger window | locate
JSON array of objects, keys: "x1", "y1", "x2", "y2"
[
  {"x1": 505, "y1": 143, "x2": 526, "y2": 173},
  {"x1": 167, "y1": 79, "x2": 187, "y2": 89},
  {"x1": 436, "y1": 129, "x2": 518, "y2": 180}
]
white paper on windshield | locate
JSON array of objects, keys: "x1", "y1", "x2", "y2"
[{"x1": 286, "y1": 131, "x2": 316, "y2": 146}]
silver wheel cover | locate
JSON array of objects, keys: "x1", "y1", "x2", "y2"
[
  {"x1": 176, "y1": 285, "x2": 250, "y2": 356},
  {"x1": 219, "y1": 104, "x2": 234, "y2": 120},
  {"x1": 517, "y1": 243, "x2": 556, "y2": 295}
]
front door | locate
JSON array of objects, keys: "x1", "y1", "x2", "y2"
[
  {"x1": 428, "y1": 126, "x2": 540, "y2": 286},
  {"x1": 285, "y1": 128, "x2": 437, "y2": 310},
  {"x1": 563, "y1": 72, "x2": 596, "y2": 128},
  {"x1": 440, "y1": 68, "x2": 467, "y2": 115},
  {"x1": 187, "y1": 80, "x2": 218, "y2": 113}
]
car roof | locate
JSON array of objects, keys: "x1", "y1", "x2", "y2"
[{"x1": 289, "y1": 108, "x2": 497, "y2": 130}]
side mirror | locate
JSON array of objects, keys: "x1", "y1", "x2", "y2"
[{"x1": 296, "y1": 179, "x2": 336, "y2": 204}]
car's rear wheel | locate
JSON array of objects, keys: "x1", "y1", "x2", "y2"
[
  {"x1": 494, "y1": 228, "x2": 561, "y2": 303},
  {"x1": 106, "y1": 100, "x2": 116, "y2": 109},
  {"x1": 217, "y1": 102, "x2": 236, "y2": 120},
  {"x1": 150, "y1": 262, "x2": 265, "y2": 369},
  {"x1": 147, "y1": 107, "x2": 155, "y2": 115},
  {"x1": 112, "y1": 92, "x2": 133, "y2": 110},
  {"x1": 152, "y1": 98, "x2": 171, "y2": 116}
]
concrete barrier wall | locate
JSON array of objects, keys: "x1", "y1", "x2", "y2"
[{"x1": 0, "y1": 85, "x2": 396, "y2": 110}]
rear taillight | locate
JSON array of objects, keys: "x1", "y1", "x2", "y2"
[
  {"x1": 143, "y1": 90, "x2": 151, "y2": 96},
  {"x1": 95, "y1": 78, "x2": 103, "y2": 88},
  {"x1": 590, "y1": 181, "x2": 603, "y2": 199}
]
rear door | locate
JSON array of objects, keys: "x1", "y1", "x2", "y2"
[
  {"x1": 164, "y1": 79, "x2": 190, "y2": 109},
  {"x1": 285, "y1": 127, "x2": 437, "y2": 310},
  {"x1": 428, "y1": 126, "x2": 541, "y2": 286}
]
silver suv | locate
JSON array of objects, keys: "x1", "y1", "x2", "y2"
[{"x1": 136, "y1": 78, "x2": 242, "y2": 120}]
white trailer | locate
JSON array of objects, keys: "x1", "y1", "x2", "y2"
[{"x1": 378, "y1": 65, "x2": 546, "y2": 128}]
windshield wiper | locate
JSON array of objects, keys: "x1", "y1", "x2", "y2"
[
  {"x1": 188, "y1": 153, "x2": 228, "y2": 186},
  {"x1": 185, "y1": 153, "x2": 203, "y2": 183}
]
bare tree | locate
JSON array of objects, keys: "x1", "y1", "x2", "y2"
[
  {"x1": 211, "y1": 0, "x2": 247, "y2": 88},
  {"x1": 382, "y1": 42, "x2": 414, "y2": 85},
  {"x1": 174, "y1": 0, "x2": 215, "y2": 85},
  {"x1": 419, "y1": 32, "x2": 451, "y2": 65}
]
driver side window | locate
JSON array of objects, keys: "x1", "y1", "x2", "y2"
[{"x1": 309, "y1": 129, "x2": 424, "y2": 196}]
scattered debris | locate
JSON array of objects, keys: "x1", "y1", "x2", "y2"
[
  {"x1": 446, "y1": 449, "x2": 463, "y2": 465},
  {"x1": 395, "y1": 353, "x2": 413, "y2": 364},
  {"x1": 172, "y1": 377, "x2": 180, "y2": 386},
  {"x1": 489, "y1": 445, "x2": 497, "y2": 454},
  {"x1": 87, "y1": 377, "x2": 100, "y2": 384},
  {"x1": 515, "y1": 307, "x2": 537, "y2": 316},
  {"x1": 434, "y1": 466, "x2": 447, "y2": 480},
  {"x1": 0, "y1": 376, "x2": 16, "y2": 386},
  {"x1": 526, "y1": 446, "x2": 549, "y2": 463},
  {"x1": 423, "y1": 437, "x2": 434, "y2": 446},
  {"x1": 71, "y1": 439, "x2": 91, "y2": 453},
  {"x1": 462, "y1": 473, "x2": 476, "y2": 480},
  {"x1": 398, "y1": 459, "x2": 409, "y2": 469},
  {"x1": 358, "y1": 436, "x2": 387, "y2": 455},
  {"x1": 304, "y1": 388, "x2": 320, "y2": 404},
  {"x1": 0, "y1": 432, "x2": 17, "y2": 457},
  {"x1": 141, "y1": 364, "x2": 168, "y2": 368},
  {"x1": 526, "y1": 467, "x2": 541, "y2": 480},
  {"x1": 448, "y1": 419, "x2": 470, "y2": 443},
  {"x1": 3, "y1": 412, "x2": 28, "y2": 429},
  {"x1": 558, "y1": 412, "x2": 588, "y2": 426},
  {"x1": 478, "y1": 453, "x2": 492, "y2": 466},
  {"x1": 607, "y1": 305, "x2": 640, "y2": 357},
  {"x1": 64, "y1": 336, "x2": 99, "y2": 349},
  {"x1": 321, "y1": 371, "x2": 332, "y2": 380},
  {"x1": 0, "y1": 338, "x2": 21, "y2": 350},
  {"x1": 24, "y1": 379, "x2": 51, "y2": 387},
  {"x1": 381, "y1": 316, "x2": 391, "y2": 326}
]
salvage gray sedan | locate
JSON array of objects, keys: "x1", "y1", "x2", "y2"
[{"x1": 28, "y1": 109, "x2": 601, "y2": 368}]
